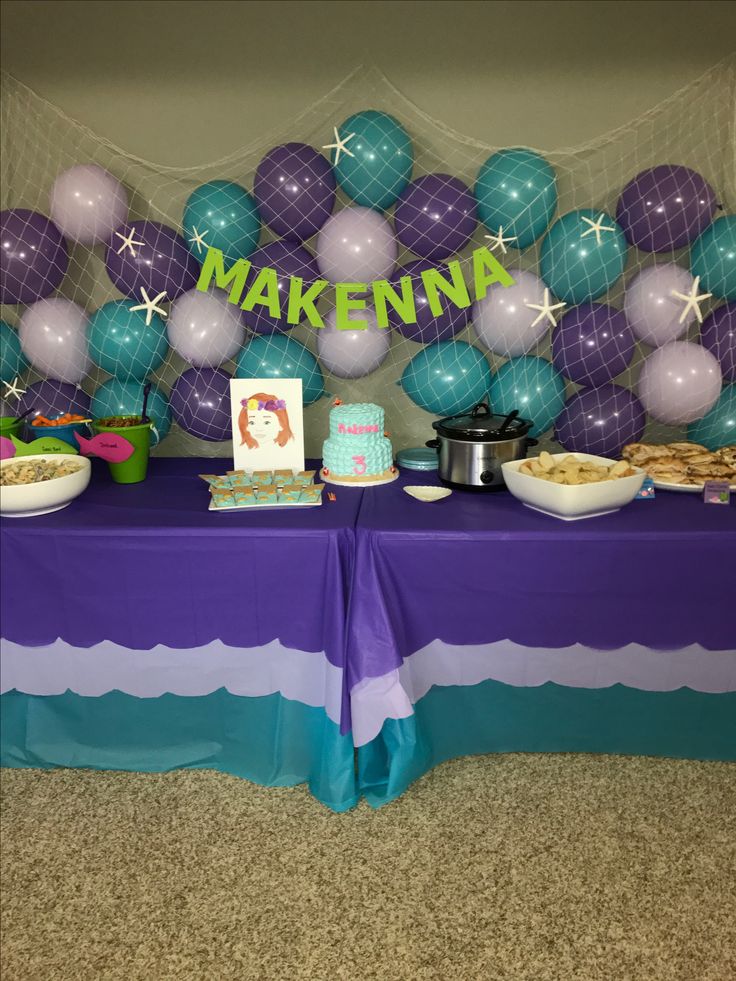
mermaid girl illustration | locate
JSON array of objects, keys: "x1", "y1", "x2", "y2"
[{"x1": 238, "y1": 393, "x2": 294, "y2": 449}]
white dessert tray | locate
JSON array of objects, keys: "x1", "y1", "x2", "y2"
[{"x1": 209, "y1": 499, "x2": 322, "y2": 512}]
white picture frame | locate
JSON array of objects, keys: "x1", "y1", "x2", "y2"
[{"x1": 229, "y1": 378, "x2": 305, "y2": 473}]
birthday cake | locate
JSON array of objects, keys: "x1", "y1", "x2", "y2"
[{"x1": 321, "y1": 403, "x2": 397, "y2": 486}]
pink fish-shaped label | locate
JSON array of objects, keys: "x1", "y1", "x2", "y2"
[
  {"x1": 0, "y1": 435, "x2": 16, "y2": 460},
  {"x1": 75, "y1": 431, "x2": 135, "y2": 463}
]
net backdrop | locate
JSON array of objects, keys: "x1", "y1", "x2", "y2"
[{"x1": 1, "y1": 60, "x2": 734, "y2": 457}]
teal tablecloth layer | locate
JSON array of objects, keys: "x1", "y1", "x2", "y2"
[
  {"x1": 1, "y1": 688, "x2": 358, "y2": 812},
  {"x1": 358, "y1": 679, "x2": 736, "y2": 807}
]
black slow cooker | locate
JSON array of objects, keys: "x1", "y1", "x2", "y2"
[{"x1": 426, "y1": 401, "x2": 536, "y2": 490}]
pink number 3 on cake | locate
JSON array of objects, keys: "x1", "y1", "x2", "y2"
[{"x1": 321, "y1": 403, "x2": 398, "y2": 486}]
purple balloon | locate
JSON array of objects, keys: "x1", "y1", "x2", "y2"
[
  {"x1": 105, "y1": 221, "x2": 200, "y2": 301},
  {"x1": 394, "y1": 173, "x2": 478, "y2": 260},
  {"x1": 387, "y1": 258, "x2": 470, "y2": 342},
  {"x1": 616, "y1": 165, "x2": 717, "y2": 253},
  {"x1": 14, "y1": 380, "x2": 90, "y2": 423},
  {"x1": 552, "y1": 303, "x2": 635, "y2": 387},
  {"x1": 169, "y1": 367, "x2": 233, "y2": 441},
  {"x1": 700, "y1": 303, "x2": 735, "y2": 383},
  {"x1": 555, "y1": 383, "x2": 646, "y2": 457},
  {"x1": 254, "y1": 143, "x2": 336, "y2": 242},
  {"x1": 1, "y1": 209, "x2": 69, "y2": 305},
  {"x1": 241, "y1": 240, "x2": 321, "y2": 334}
]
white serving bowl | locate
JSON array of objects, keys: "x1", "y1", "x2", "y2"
[
  {"x1": 501, "y1": 453, "x2": 645, "y2": 521},
  {"x1": 404, "y1": 485, "x2": 453, "y2": 503},
  {"x1": 1, "y1": 454, "x2": 91, "y2": 518}
]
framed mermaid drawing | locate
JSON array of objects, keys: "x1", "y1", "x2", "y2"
[{"x1": 229, "y1": 379, "x2": 305, "y2": 473}]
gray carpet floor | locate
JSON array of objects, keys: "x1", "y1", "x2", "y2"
[{"x1": 1, "y1": 754, "x2": 735, "y2": 981}]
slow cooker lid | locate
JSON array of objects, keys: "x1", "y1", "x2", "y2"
[{"x1": 432, "y1": 402, "x2": 532, "y2": 441}]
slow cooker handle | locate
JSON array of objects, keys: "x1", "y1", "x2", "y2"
[
  {"x1": 425, "y1": 439, "x2": 440, "y2": 451},
  {"x1": 526, "y1": 437, "x2": 539, "y2": 448},
  {"x1": 499, "y1": 409, "x2": 520, "y2": 434},
  {"x1": 470, "y1": 401, "x2": 491, "y2": 418}
]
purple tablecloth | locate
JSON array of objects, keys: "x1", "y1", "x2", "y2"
[
  {"x1": 347, "y1": 469, "x2": 736, "y2": 692},
  {"x1": 1, "y1": 458, "x2": 362, "y2": 668}
]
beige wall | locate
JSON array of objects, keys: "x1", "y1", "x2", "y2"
[{"x1": 2, "y1": 0, "x2": 735, "y2": 165}]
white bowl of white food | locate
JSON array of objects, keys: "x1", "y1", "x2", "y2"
[
  {"x1": 1, "y1": 455, "x2": 91, "y2": 517},
  {"x1": 501, "y1": 452, "x2": 645, "y2": 521}
]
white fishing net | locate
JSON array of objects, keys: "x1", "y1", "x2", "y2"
[{"x1": 1, "y1": 58, "x2": 734, "y2": 458}]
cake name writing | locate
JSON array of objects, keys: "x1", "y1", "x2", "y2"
[{"x1": 338, "y1": 423, "x2": 379, "y2": 434}]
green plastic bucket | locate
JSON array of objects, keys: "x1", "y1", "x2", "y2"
[
  {"x1": 0, "y1": 417, "x2": 23, "y2": 440},
  {"x1": 92, "y1": 417, "x2": 157, "y2": 484}
]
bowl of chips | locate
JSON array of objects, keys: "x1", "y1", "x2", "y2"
[
  {"x1": 502, "y1": 451, "x2": 645, "y2": 521},
  {"x1": 0, "y1": 454, "x2": 91, "y2": 517}
]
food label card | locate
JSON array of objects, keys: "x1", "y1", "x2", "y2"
[
  {"x1": 703, "y1": 481, "x2": 731, "y2": 505},
  {"x1": 230, "y1": 378, "x2": 305, "y2": 474}
]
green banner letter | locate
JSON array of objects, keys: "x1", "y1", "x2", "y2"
[
  {"x1": 372, "y1": 276, "x2": 416, "y2": 329},
  {"x1": 472, "y1": 246, "x2": 515, "y2": 299},
  {"x1": 335, "y1": 283, "x2": 368, "y2": 330},
  {"x1": 241, "y1": 267, "x2": 281, "y2": 319},
  {"x1": 195, "y1": 247, "x2": 252, "y2": 306},
  {"x1": 287, "y1": 276, "x2": 329, "y2": 328},
  {"x1": 421, "y1": 262, "x2": 471, "y2": 317}
]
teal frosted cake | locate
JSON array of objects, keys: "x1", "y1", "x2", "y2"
[{"x1": 321, "y1": 402, "x2": 396, "y2": 485}]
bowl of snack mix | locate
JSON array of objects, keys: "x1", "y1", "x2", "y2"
[
  {"x1": 0, "y1": 454, "x2": 91, "y2": 517},
  {"x1": 502, "y1": 451, "x2": 645, "y2": 521}
]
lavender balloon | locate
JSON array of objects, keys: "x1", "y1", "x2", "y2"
[
  {"x1": 168, "y1": 288, "x2": 245, "y2": 368},
  {"x1": 387, "y1": 258, "x2": 470, "y2": 343},
  {"x1": 50, "y1": 165, "x2": 129, "y2": 246},
  {"x1": 616, "y1": 165, "x2": 716, "y2": 253},
  {"x1": 700, "y1": 303, "x2": 735, "y2": 383},
  {"x1": 552, "y1": 303, "x2": 635, "y2": 386},
  {"x1": 15, "y1": 380, "x2": 91, "y2": 423},
  {"x1": 241, "y1": 240, "x2": 321, "y2": 334},
  {"x1": 624, "y1": 264, "x2": 700, "y2": 347},
  {"x1": 19, "y1": 298, "x2": 90, "y2": 384},
  {"x1": 317, "y1": 305, "x2": 390, "y2": 378},
  {"x1": 472, "y1": 268, "x2": 554, "y2": 357},
  {"x1": 316, "y1": 207, "x2": 397, "y2": 284},
  {"x1": 170, "y1": 366, "x2": 233, "y2": 441},
  {"x1": 1, "y1": 209, "x2": 69, "y2": 304},
  {"x1": 254, "y1": 143, "x2": 336, "y2": 242},
  {"x1": 638, "y1": 342, "x2": 722, "y2": 425},
  {"x1": 394, "y1": 174, "x2": 478, "y2": 260},
  {"x1": 105, "y1": 221, "x2": 200, "y2": 301},
  {"x1": 555, "y1": 383, "x2": 646, "y2": 457}
]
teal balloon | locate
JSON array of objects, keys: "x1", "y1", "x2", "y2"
[
  {"x1": 541, "y1": 209, "x2": 628, "y2": 303},
  {"x1": 183, "y1": 180, "x2": 261, "y2": 264},
  {"x1": 235, "y1": 334, "x2": 324, "y2": 406},
  {"x1": 91, "y1": 378, "x2": 172, "y2": 442},
  {"x1": 401, "y1": 340, "x2": 492, "y2": 416},
  {"x1": 474, "y1": 149, "x2": 557, "y2": 249},
  {"x1": 0, "y1": 319, "x2": 26, "y2": 384},
  {"x1": 687, "y1": 384, "x2": 736, "y2": 449},
  {"x1": 332, "y1": 110, "x2": 413, "y2": 211},
  {"x1": 690, "y1": 215, "x2": 736, "y2": 301},
  {"x1": 489, "y1": 356, "x2": 566, "y2": 437},
  {"x1": 88, "y1": 300, "x2": 169, "y2": 381}
]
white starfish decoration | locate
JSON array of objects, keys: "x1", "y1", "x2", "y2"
[
  {"x1": 671, "y1": 275, "x2": 712, "y2": 325},
  {"x1": 114, "y1": 227, "x2": 146, "y2": 258},
  {"x1": 484, "y1": 227, "x2": 517, "y2": 255},
  {"x1": 580, "y1": 213, "x2": 617, "y2": 246},
  {"x1": 322, "y1": 127, "x2": 356, "y2": 165},
  {"x1": 3, "y1": 376, "x2": 27, "y2": 401},
  {"x1": 130, "y1": 287, "x2": 168, "y2": 326},
  {"x1": 188, "y1": 226, "x2": 209, "y2": 254},
  {"x1": 525, "y1": 288, "x2": 566, "y2": 328}
]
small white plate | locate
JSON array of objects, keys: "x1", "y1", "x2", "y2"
[{"x1": 403, "y1": 485, "x2": 452, "y2": 503}]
